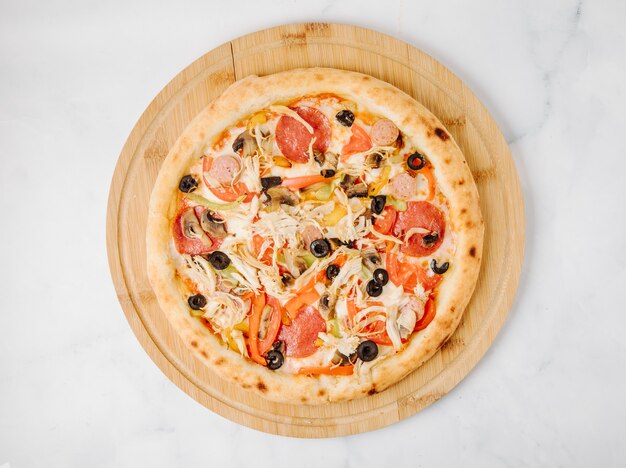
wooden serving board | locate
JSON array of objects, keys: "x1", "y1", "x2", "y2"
[{"x1": 106, "y1": 23, "x2": 524, "y2": 437}]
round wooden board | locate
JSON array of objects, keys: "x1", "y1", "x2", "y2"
[{"x1": 106, "y1": 23, "x2": 524, "y2": 438}]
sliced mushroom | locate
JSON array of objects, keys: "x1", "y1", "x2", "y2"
[
  {"x1": 318, "y1": 290, "x2": 337, "y2": 317},
  {"x1": 339, "y1": 174, "x2": 356, "y2": 190},
  {"x1": 258, "y1": 304, "x2": 273, "y2": 340},
  {"x1": 200, "y1": 209, "x2": 227, "y2": 238},
  {"x1": 266, "y1": 186, "x2": 298, "y2": 207},
  {"x1": 361, "y1": 247, "x2": 382, "y2": 271},
  {"x1": 366, "y1": 151, "x2": 384, "y2": 168},
  {"x1": 346, "y1": 183, "x2": 369, "y2": 198},
  {"x1": 313, "y1": 149, "x2": 325, "y2": 166},
  {"x1": 282, "y1": 250, "x2": 307, "y2": 278},
  {"x1": 181, "y1": 209, "x2": 211, "y2": 246},
  {"x1": 331, "y1": 350, "x2": 357, "y2": 366},
  {"x1": 232, "y1": 130, "x2": 258, "y2": 157},
  {"x1": 321, "y1": 151, "x2": 338, "y2": 171},
  {"x1": 398, "y1": 297, "x2": 425, "y2": 339}
]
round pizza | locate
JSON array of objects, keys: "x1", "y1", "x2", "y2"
[{"x1": 147, "y1": 68, "x2": 483, "y2": 403}]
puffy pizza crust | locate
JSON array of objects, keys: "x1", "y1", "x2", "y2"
[{"x1": 146, "y1": 68, "x2": 483, "y2": 404}]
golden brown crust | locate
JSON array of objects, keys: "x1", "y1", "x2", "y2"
[{"x1": 146, "y1": 68, "x2": 483, "y2": 404}]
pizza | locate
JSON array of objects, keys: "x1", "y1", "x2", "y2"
[{"x1": 147, "y1": 68, "x2": 483, "y2": 404}]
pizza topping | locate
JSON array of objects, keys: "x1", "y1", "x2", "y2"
[
  {"x1": 169, "y1": 93, "x2": 456, "y2": 374},
  {"x1": 335, "y1": 109, "x2": 355, "y2": 127},
  {"x1": 325, "y1": 264, "x2": 340, "y2": 281},
  {"x1": 389, "y1": 172, "x2": 417, "y2": 200},
  {"x1": 302, "y1": 225, "x2": 324, "y2": 250},
  {"x1": 393, "y1": 201, "x2": 445, "y2": 257},
  {"x1": 373, "y1": 206, "x2": 397, "y2": 235},
  {"x1": 266, "y1": 349, "x2": 284, "y2": 370},
  {"x1": 265, "y1": 185, "x2": 299, "y2": 207},
  {"x1": 366, "y1": 279, "x2": 383, "y2": 298},
  {"x1": 173, "y1": 208, "x2": 214, "y2": 255},
  {"x1": 370, "y1": 195, "x2": 386, "y2": 215},
  {"x1": 341, "y1": 124, "x2": 372, "y2": 157},
  {"x1": 370, "y1": 118, "x2": 399, "y2": 146},
  {"x1": 345, "y1": 182, "x2": 369, "y2": 198},
  {"x1": 208, "y1": 251, "x2": 230, "y2": 270},
  {"x1": 278, "y1": 305, "x2": 327, "y2": 358},
  {"x1": 274, "y1": 106, "x2": 330, "y2": 163},
  {"x1": 373, "y1": 268, "x2": 389, "y2": 286},
  {"x1": 260, "y1": 176, "x2": 282, "y2": 190},
  {"x1": 361, "y1": 247, "x2": 382, "y2": 271},
  {"x1": 357, "y1": 340, "x2": 378, "y2": 362},
  {"x1": 197, "y1": 208, "x2": 227, "y2": 239},
  {"x1": 187, "y1": 293, "x2": 207, "y2": 311},
  {"x1": 232, "y1": 130, "x2": 258, "y2": 156},
  {"x1": 179, "y1": 175, "x2": 198, "y2": 193},
  {"x1": 407, "y1": 152, "x2": 426, "y2": 170},
  {"x1": 431, "y1": 258, "x2": 450, "y2": 275},
  {"x1": 310, "y1": 238, "x2": 331, "y2": 258},
  {"x1": 207, "y1": 154, "x2": 242, "y2": 184}
]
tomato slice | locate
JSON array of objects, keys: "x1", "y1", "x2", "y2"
[
  {"x1": 277, "y1": 305, "x2": 326, "y2": 358},
  {"x1": 258, "y1": 296, "x2": 282, "y2": 355},
  {"x1": 386, "y1": 252, "x2": 442, "y2": 293},
  {"x1": 202, "y1": 156, "x2": 255, "y2": 202},
  {"x1": 415, "y1": 296, "x2": 436, "y2": 331},
  {"x1": 341, "y1": 124, "x2": 372, "y2": 159},
  {"x1": 393, "y1": 201, "x2": 445, "y2": 257},
  {"x1": 346, "y1": 298, "x2": 393, "y2": 346},
  {"x1": 252, "y1": 234, "x2": 273, "y2": 266},
  {"x1": 373, "y1": 206, "x2": 397, "y2": 235}
]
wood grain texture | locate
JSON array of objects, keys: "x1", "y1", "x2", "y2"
[{"x1": 106, "y1": 23, "x2": 524, "y2": 437}]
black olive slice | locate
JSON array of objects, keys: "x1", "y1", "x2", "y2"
[
  {"x1": 188, "y1": 293, "x2": 207, "y2": 310},
  {"x1": 266, "y1": 349, "x2": 284, "y2": 370},
  {"x1": 326, "y1": 264, "x2": 340, "y2": 281},
  {"x1": 407, "y1": 152, "x2": 426, "y2": 170},
  {"x1": 366, "y1": 279, "x2": 383, "y2": 297},
  {"x1": 335, "y1": 109, "x2": 355, "y2": 127},
  {"x1": 321, "y1": 169, "x2": 336, "y2": 178},
  {"x1": 357, "y1": 340, "x2": 379, "y2": 362},
  {"x1": 208, "y1": 251, "x2": 231, "y2": 270},
  {"x1": 261, "y1": 176, "x2": 282, "y2": 190},
  {"x1": 422, "y1": 232, "x2": 439, "y2": 246},
  {"x1": 178, "y1": 175, "x2": 198, "y2": 193},
  {"x1": 310, "y1": 239, "x2": 331, "y2": 258},
  {"x1": 370, "y1": 195, "x2": 386, "y2": 215},
  {"x1": 431, "y1": 259, "x2": 450, "y2": 275},
  {"x1": 373, "y1": 268, "x2": 389, "y2": 286}
]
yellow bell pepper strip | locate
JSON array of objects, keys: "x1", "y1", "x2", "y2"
[
  {"x1": 323, "y1": 204, "x2": 347, "y2": 226},
  {"x1": 368, "y1": 166, "x2": 391, "y2": 196},
  {"x1": 297, "y1": 365, "x2": 354, "y2": 376},
  {"x1": 248, "y1": 294, "x2": 267, "y2": 365}
]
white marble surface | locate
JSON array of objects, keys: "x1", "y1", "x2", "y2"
[{"x1": 1, "y1": 0, "x2": 626, "y2": 466}]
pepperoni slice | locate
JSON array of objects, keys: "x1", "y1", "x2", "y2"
[
  {"x1": 277, "y1": 305, "x2": 326, "y2": 358},
  {"x1": 393, "y1": 201, "x2": 445, "y2": 257},
  {"x1": 275, "y1": 106, "x2": 331, "y2": 163},
  {"x1": 172, "y1": 208, "x2": 214, "y2": 255}
]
